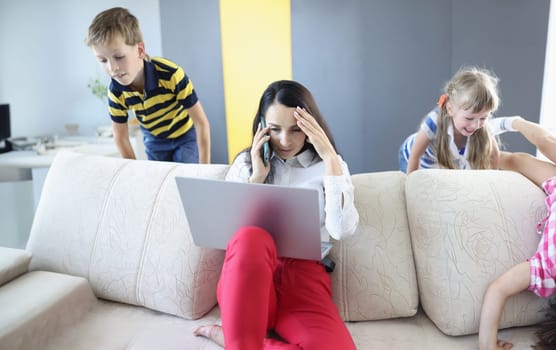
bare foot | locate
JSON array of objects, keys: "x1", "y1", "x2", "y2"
[
  {"x1": 496, "y1": 339, "x2": 513, "y2": 350},
  {"x1": 193, "y1": 324, "x2": 225, "y2": 348}
]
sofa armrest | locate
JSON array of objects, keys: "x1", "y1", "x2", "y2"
[{"x1": 0, "y1": 247, "x2": 32, "y2": 286}]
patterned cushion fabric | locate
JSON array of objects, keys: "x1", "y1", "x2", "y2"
[
  {"x1": 331, "y1": 171, "x2": 419, "y2": 321},
  {"x1": 406, "y1": 169, "x2": 548, "y2": 336},
  {"x1": 26, "y1": 151, "x2": 228, "y2": 320}
]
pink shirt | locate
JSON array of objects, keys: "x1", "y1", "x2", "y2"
[{"x1": 529, "y1": 176, "x2": 556, "y2": 297}]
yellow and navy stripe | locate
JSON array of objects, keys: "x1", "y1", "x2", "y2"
[{"x1": 108, "y1": 57, "x2": 198, "y2": 139}]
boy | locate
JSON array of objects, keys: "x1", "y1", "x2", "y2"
[{"x1": 86, "y1": 7, "x2": 211, "y2": 163}]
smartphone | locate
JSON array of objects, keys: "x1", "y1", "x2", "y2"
[{"x1": 260, "y1": 116, "x2": 270, "y2": 166}]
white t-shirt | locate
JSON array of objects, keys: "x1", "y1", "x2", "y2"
[
  {"x1": 225, "y1": 149, "x2": 359, "y2": 241},
  {"x1": 401, "y1": 107, "x2": 471, "y2": 169}
]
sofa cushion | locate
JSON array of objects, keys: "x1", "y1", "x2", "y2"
[
  {"x1": 0, "y1": 247, "x2": 31, "y2": 286},
  {"x1": 25, "y1": 302, "x2": 539, "y2": 350},
  {"x1": 0, "y1": 271, "x2": 96, "y2": 350},
  {"x1": 331, "y1": 171, "x2": 419, "y2": 321},
  {"x1": 406, "y1": 169, "x2": 549, "y2": 336},
  {"x1": 26, "y1": 151, "x2": 228, "y2": 320}
]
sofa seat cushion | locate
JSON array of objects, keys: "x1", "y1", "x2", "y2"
[
  {"x1": 331, "y1": 171, "x2": 419, "y2": 321},
  {"x1": 0, "y1": 271, "x2": 96, "y2": 350},
  {"x1": 0, "y1": 247, "x2": 31, "y2": 286},
  {"x1": 41, "y1": 301, "x2": 223, "y2": 350},
  {"x1": 36, "y1": 302, "x2": 537, "y2": 350},
  {"x1": 406, "y1": 169, "x2": 549, "y2": 336},
  {"x1": 26, "y1": 151, "x2": 228, "y2": 320},
  {"x1": 346, "y1": 308, "x2": 537, "y2": 349}
]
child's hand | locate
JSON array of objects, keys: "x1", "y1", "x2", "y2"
[{"x1": 249, "y1": 122, "x2": 271, "y2": 183}]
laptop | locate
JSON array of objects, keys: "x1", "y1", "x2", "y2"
[{"x1": 175, "y1": 176, "x2": 333, "y2": 261}]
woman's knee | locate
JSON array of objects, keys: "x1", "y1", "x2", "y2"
[{"x1": 226, "y1": 226, "x2": 276, "y2": 261}]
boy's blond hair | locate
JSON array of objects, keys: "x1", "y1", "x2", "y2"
[
  {"x1": 436, "y1": 67, "x2": 500, "y2": 169},
  {"x1": 86, "y1": 7, "x2": 143, "y2": 47}
]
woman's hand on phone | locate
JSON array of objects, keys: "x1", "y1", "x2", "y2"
[{"x1": 249, "y1": 122, "x2": 271, "y2": 183}]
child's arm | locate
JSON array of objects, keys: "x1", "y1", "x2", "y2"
[
  {"x1": 188, "y1": 101, "x2": 211, "y2": 164},
  {"x1": 499, "y1": 151, "x2": 556, "y2": 188},
  {"x1": 512, "y1": 117, "x2": 556, "y2": 165},
  {"x1": 112, "y1": 122, "x2": 136, "y2": 159},
  {"x1": 478, "y1": 261, "x2": 530, "y2": 350},
  {"x1": 406, "y1": 129, "x2": 430, "y2": 174}
]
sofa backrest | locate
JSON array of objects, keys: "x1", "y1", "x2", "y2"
[
  {"x1": 29, "y1": 152, "x2": 546, "y2": 333},
  {"x1": 26, "y1": 152, "x2": 421, "y2": 324},
  {"x1": 26, "y1": 151, "x2": 228, "y2": 320},
  {"x1": 331, "y1": 171, "x2": 419, "y2": 321},
  {"x1": 406, "y1": 169, "x2": 548, "y2": 336}
]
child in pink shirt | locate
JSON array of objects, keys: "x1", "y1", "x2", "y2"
[{"x1": 479, "y1": 116, "x2": 556, "y2": 350}]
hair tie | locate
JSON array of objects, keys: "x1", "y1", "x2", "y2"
[{"x1": 437, "y1": 94, "x2": 447, "y2": 108}]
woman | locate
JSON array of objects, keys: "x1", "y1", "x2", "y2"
[{"x1": 194, "y1": 80, "x2": 359, "y2": 350}]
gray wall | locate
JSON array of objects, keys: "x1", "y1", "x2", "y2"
[
  {"x1": 291, "y1": 0, "x2": 452, "y2": 173},
  {"x1": 160, "y1": 0, "x2": 228, "y2": 165},
  {"x1": 160, "y1": 1, "x2": 551, "y2": 173},
  {"x1": 451, "y1": 0, "x2": 549, "y2": 156}
]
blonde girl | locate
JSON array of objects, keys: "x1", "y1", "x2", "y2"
[{"x1": 399, "y1": 66, "x2": 501, "y2": 173}]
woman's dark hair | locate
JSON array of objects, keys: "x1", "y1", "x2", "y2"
[
  {"x1": 240, "y1": 80, "x2": 337, "y2": 183},
  {"x1": 533, "y1": 300, "x2": 556, "y2": 349}
]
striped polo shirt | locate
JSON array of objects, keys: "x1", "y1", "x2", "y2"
[
  {"x1": 400, "y1": 107, "x2": 471, "y2": 170},
  {"x1": 108, "y1": 57, "x2": 199, "y2": 139}
]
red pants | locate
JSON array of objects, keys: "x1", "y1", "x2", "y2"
[{"x1": 217, "y1": 226, "x2": 356, "y2": 350}]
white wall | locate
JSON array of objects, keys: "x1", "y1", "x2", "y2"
[
  {"x1": 0, "y1": 181, "x2": 34, "y2": 248},
  {"x1": 0, "y1": 0, "x2": 161, "y2": 248},
  {"x1": 0, "y1": 0, "x2": 162, "y2": 138},
  {"x1": 540, "y1": 1, "x2": 556, "y2": 132}
]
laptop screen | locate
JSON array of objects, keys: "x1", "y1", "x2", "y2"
[{"x1": 175, "y1": 176, "x2": 324, "y2": 260}]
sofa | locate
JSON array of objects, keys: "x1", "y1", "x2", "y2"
[{"x1": 0, "y1": 150, "x2": 550, "y2": 349}]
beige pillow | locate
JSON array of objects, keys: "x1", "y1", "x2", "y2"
[
  {"x1": 27, "y1": 151, "x2": 227, "y2": 319},
  {"x1": 406, "y1": 169, "x2": 548, "y2": 336},
  {"x1": 331, "y1": 171, "x2": 419, "y2": 321},
  {"x1": 0, "y1": 247, "x2": 31, "y2": 286}
]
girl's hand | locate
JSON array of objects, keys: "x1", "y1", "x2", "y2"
[
  {"x1": 249, "y1": 122, "x2": 271, "y2": 183},
  {"x1": 294, "y1": 107, "x2": 342, "y2": 176}
]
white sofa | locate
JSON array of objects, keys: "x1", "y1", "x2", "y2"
[{"x1": 0, "y1": 151, "x2": 550, "y2": 349}]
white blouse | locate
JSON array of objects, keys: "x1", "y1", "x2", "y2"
[{"x1": 225, "y1": 149, "x2": 359, "y2": 242}]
